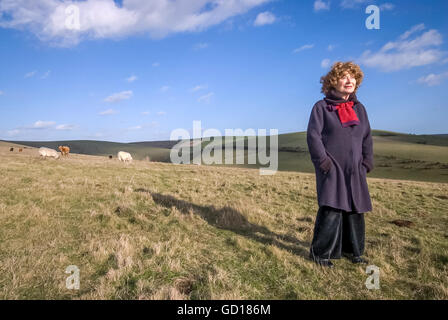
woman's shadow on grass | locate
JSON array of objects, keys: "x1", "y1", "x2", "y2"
[{"x1": 135, "y1": 188, "x2": 311, "y2": 259}]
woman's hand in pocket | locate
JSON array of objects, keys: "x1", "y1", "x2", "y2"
[{"x1": 319, "y1": 156, "x2": 333, "y2": 174}]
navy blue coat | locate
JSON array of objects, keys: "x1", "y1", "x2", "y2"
[{"x1": 306, "y1": 91, "x2": 374, "y2": 213}]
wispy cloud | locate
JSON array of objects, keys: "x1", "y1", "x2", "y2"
[
  {"x1": 55, "y1": 124, "x2": 76, "y2": 130},
  {"x1": 400, "y1": 23, "x2": 425, "y2": 40},
  {"x1": 41, "y1": 70, "x2": 51, "y2": 79},
  {"x1": 30, "y1": 120, "x2": 56, "y2": 129},
  {"x1": 198, "y1": 92, "x2": 214, "y2": 103},
  {"x1": 99, "y1": 109, "x2": 118, "y2": 115},
  {"x1": 254, "y1": 11, "x2": 276, "y2": 26},
  {"x1": 321, "y1": 58, "x2": 331, "y2": 68},
  {"x1": 417, "y1": 71, "x2": 448, "y2": 87},
  {"x1": 0, "y1": 0, "x2": 272, "y2": 47},
  {"x1": 190, "y1": 84, "x2": 208, "y2": 92},
  {"x1": 152, "y1": 62, "x2": 160, "y2": 67},
  {"x1": 104, "y1": 90, "x2": 133, "y2": 103},
  {"x1": 380, "y1": 3, "x2": 395, "y2": 11},
  {"x1": 157, "y1": 111, "x2": 166, "y2": 116},
  {"x1": 126, "y1": 75, "x2": 138, "y2": 83},
  {"x1": 358, "y1": 24, "x2": 446, "y2": 72},
  {"x1": 8, "y1": 121, "x2": 75, "y2": 135},
  {"x1": 314, "y1": 0, "x2": 330, "y2": 12},
  {"x1": 141, "y1": 111, "x2": 150, "y2": 115},
  {"x1": 327, "y1": 44, "x2": 336, "y2": 51},
  {"x1": 24, "y1": 70, "x2": 37, "y2": 78},
  {"x1": 293, "y1": 44, "x2": 314, "y2": 54}
]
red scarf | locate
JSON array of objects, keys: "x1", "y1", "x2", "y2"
[{"x1": 334, "y1": 101, "x2": 360, "y2": 128}]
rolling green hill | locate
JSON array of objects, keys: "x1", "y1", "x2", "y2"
[{"x1": 3, "y1": 129, "x2": 448, "y2": 183}]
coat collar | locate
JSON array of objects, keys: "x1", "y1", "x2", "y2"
[{"x1": 324, "y1": 88, "x2": 360, "y2": 106}]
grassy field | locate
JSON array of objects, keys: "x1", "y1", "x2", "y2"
[{"x1": 0, "y1": 144, "x2": 447, "y2": 299}]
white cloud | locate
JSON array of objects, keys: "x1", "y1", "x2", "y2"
[
  {"x1": 190, "y1": 84, "x2": 207, "y2": 92},
  {"x1": 55, "y1": 124, "x2": 76, "y2": 130},
  {"x1": 380, "y1": 3, "x2": 395, "y2": 11},
  {"x1": 152, "y1": 62, "x2": 160, "y2": 67},
  {"x1": 24, "y1": 70, "x2": 37, "y2": 78},
  {"x1": 358, "y1": 25, "x2": 446, "y2": 72},
  {"x1": 417, "y1": 71, "x2": 448, "y2": 87},
  {"x1": 314, "y1": 0, "x2": 330, "y2": 12},
  {"x1": 198, "y1": 92, "x2": 214, "y2": 103},
  {"x1": 104, "y1": 90, "x2": 133, "y2": 103},
  {"x1": 400, "y1": 23, "x2": 425, "y2": 40},
  {"x1": 293, "y1": 44, "x2": 314, "y2": 54},
  {"x1": 327, "y1": 44, "x2": 336, "y2": 51},
  {"x1": 128, "y1": 125, "x2": 142, "y2": 130},
  {"x1": 0, "y1": 0, "x2": 272, "y2": 47},
  {"x1": 254, "y1": 11, "x2": 276, "y2": 26},
  {"x1": 41, "y1": 70, "x2": 51, "y2": 79},
  {"x1": 126, "y1": 75, "x2": 137, "y2": 82},
  {"x1": 157, "y1": 111, "x2": 166, "y2": 116},
  {"x1": 31, "y1": 120, "x2": 56, "y2": 129},
  {"x1": 99, "y1": 109, "x2": 118, "y2": 115},
  {"x1": 321, "y1": 58, "x2": 331, "y2": 68}
]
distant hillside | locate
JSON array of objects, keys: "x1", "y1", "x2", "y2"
[
  {"x1": 1, "y1": 139, "x2": 176, "y2": 162},
  {"x1": 3, "y1": 129, "x2": 448, "y2": 183}
]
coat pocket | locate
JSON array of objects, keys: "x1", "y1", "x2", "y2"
[{"x1": 360, "y1": 160, "x2": 367, "y2": 175}]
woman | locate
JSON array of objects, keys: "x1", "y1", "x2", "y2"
[{"x1": 306, "y1": 61, "x2": 374, "y2": 268}]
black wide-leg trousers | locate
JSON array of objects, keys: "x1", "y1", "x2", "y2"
[{"x1": 310, "y1": 205, "x2": 365, "y2": 260}]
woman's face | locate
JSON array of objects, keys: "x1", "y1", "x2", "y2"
[{"x1": 335, "y1": 72, "x2": 356, "y2": 95}]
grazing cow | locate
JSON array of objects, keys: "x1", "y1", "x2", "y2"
[
  {"x1": 39, "y1": 147, "x2": 60, "y2": 159},
  {"x1": 109, "y1": 155, "x2": 113, "y2": 159},
  {"x1": 117, "y1": 151, "x2": 133, "y2": 163},
  {"x1": 19, "y1": 148, "x2": 23, "y2": 152},
  {"x1": 10, "y1": 147, "x2": 14, "y2": 152},
  {"x1": 58, "y1": 146, "x2": 70, "y2": 157}
]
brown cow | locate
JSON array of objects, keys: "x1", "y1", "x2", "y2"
[
  {"x1": 58, "y1": 146, "x2": 70, "y2": 157},
  {"x1": 10, "y1": 147, "x2": 14, "y2": 152},
  {"x1": 19, "y1": 148, "x2": 23, "y2": 152}
]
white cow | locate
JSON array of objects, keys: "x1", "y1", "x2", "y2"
[
  {"x1": 39, "y1": 147, "x2": 60, "y2": 159},
  {"x1": 117, "y1": 151, "x2": 133, "y2": 163}
]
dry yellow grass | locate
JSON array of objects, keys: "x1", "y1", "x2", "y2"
[{"x1": 0, "y1": 144, "x2": 447, "y2": 299}]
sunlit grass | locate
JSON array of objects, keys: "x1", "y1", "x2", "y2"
[{"x1": 0, "y1": 146, "x2": 447, "y2": 299}]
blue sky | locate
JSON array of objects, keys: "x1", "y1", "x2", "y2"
[{"x1": 0, "y1": 0, "x2": 447, "y2": 142}]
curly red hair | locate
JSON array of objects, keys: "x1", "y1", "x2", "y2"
[{"x1": 320, "y1": 61, "x2": 364, "y2": 95}]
